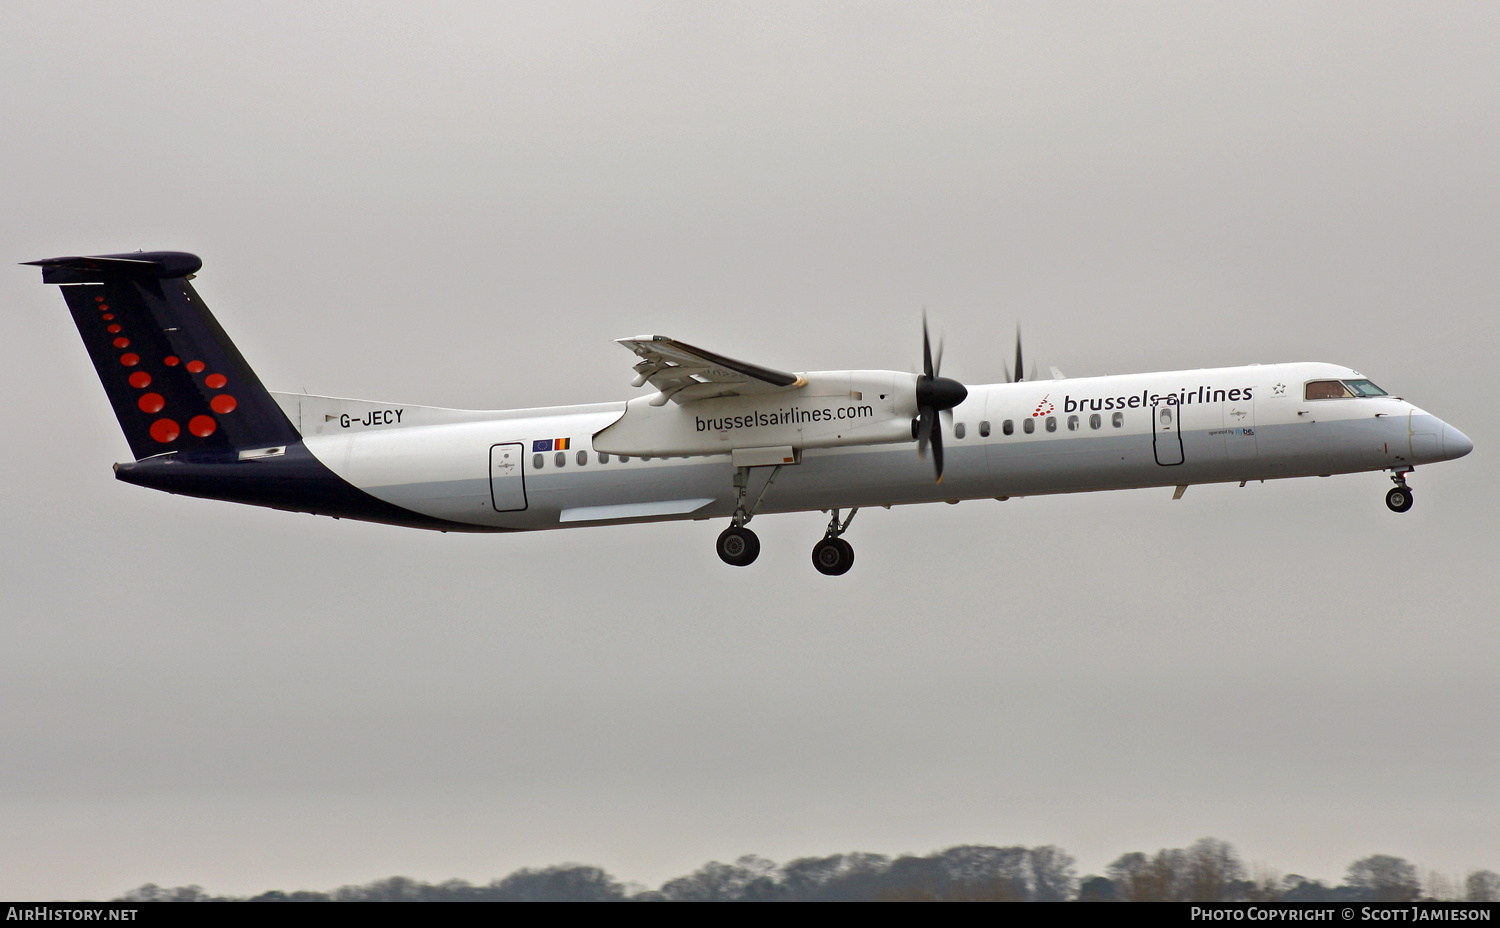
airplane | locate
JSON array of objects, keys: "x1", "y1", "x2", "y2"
[{"x1": 27, "y1": 251, "x2": 1473, "y2": 575}]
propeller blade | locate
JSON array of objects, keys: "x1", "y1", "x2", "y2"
[
  {"x1": 1014, "y1": 326, "x2": 1024, "y2": 383},
  {"x1": 931, "y1": 419, "x2": 945, "y2": 483},
  {"x1": 922, "y1": 312, "x2": 935, "y2": 379},
  {"x1": 916, "y1": 407, "x2": 934, "y2": 458}
]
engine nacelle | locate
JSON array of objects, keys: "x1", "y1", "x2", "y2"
[{"x1": 594, "y1": 371, "x2": 918, "y2": 458}]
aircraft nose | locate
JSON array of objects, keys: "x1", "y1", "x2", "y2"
[{"x1": 1442, "y1": 423, "x2": 1474, "y2": 459}]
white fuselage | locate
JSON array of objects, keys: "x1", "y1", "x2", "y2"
[{"x1": 276, "y1": 361, "x2": 1470, "y2": 532}]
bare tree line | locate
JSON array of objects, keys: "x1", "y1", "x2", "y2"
[{"x1": 116, "y1": 839, "x2": 1500, "y2": 902}]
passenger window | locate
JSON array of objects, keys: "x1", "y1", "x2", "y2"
[
  {"x1": 598, "y1": 452, "x2": 610, "y2": 464},
  {"x1": 1090, "y1": 413, "x2": 1101, "y2": 429},
  {"x1": 979, "y1": 420, "x2": 990, "y2": 437},
  {"x1": 619, "y1": 455, "x2": 630, "y2": 463},
  {"x1": 532, "y1": 453, "x2": 544, "y2": 469},
  {"x1": 554, "y1": 451, "x2": 566, "y2": 467},
  {"x1": 1002, "y1": 419, "x2": 1014, "y2": 435},
  {"x1": 1045, "y1": 416, "x2": 1057, "y2": 432},
  {"x1": 1305, "y1": 380, "x2": 1351, "y2": 400},
  {"x1": 1067, "y1": 415, "x2": 1079, "y2": 431},
  {"x1": 1023, "y1": 418, "x2": 1035, "y2": 434},
  {"x1": 1112, "y1": 411, "x2": 1123, "y2": 428},
  {"x1": 954, "y1": 422, "x2": 966, "y2": 439},
  {"x1": 576, "y1": 450, "x2": 587, "y2": 466}
]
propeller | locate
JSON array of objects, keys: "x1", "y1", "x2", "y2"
[
  {"x1": 914, "y1": 313, "x2": 968, "y2": 483},
  {"x1": 1002, "y1": 325, "x2": 1035, "y2": 383}
]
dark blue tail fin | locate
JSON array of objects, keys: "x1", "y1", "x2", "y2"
[{"x1": 27, "y1": 251, "x2": 301, "y2": 460}]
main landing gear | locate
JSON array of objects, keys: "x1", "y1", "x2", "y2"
[
  {"x1": 716, "y1": 525, "x2": 761, "y2": 566},
  {"x1": 1386, "y1": 470, "x2": 1414, "y2": 513},
  {"x1": 715, "y1": 465, "x2": 781, "y2": 567},
  {"x1": 713, "y1": 466, "x2": 860, "y2": 574},
  {"x1": 811, "y1": 508, "x2": 858, "y2": 576}
]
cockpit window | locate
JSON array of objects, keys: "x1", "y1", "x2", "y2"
[
  {"x1": 1343, "y1": 379, "x2": 1387, "y2": 397},
  {"x1": 1306, "y1": 379, "x2": 1388, "y2": 399},
  {"x1": 1305, "y1": 380, "x2": 1351, "y2": 400}
]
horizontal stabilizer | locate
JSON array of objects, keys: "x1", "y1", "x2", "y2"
[{"x1": 23, "y1": 251, "x2": 203, "y2": 284}]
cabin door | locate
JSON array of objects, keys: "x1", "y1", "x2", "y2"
[
  {"x1": 1153, "y1": 401, "x2": 1185, "y2": 466},
  {"x1": 489, "y1": 442, "x2": 528, "y2": 512}
]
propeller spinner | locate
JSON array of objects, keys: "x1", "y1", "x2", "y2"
[{"x1": 913, "y1": 314, "x2": 968, "y2": 483}]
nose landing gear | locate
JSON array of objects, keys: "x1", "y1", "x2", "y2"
[
  {"x1": 811, "y1": 508, "x2": 858, "y2": 576},
  {"x1": 1386, "y1": 470, "x2": 1414, "y2": 513}
]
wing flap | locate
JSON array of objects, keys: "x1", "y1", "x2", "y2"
[{"x1": 616, "y1": 335, "x2": 804, "y2": 402}]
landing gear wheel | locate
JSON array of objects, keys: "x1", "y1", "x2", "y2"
[
  {"x1": 717, "y1": 526, "x2": 761, "y2": 566},
  {"x1": 811, "y1": 537, "x2": 855, "y2": 576},
  {"x1": 1386, "y1": 487, "x2": 1414, "y2": 513}
]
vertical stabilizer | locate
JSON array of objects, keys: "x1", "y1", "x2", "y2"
[{"x1": 27, "y1": 252, "x2": 301, "y2": 460}]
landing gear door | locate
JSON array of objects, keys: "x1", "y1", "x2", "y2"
[
  {"x1": 1153, "y1": 401, "x2": 1184, "y2": 466},
  {"x1": 490, "y1": 442, "x2": 528, "y2": 512}
]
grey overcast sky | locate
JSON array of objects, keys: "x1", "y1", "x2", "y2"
[{"x1": 1, "y1": 1, "x2": 1496, "y2": 900}]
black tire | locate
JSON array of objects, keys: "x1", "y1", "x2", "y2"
[
  {"x1": 834, "y1": 538, "x2": 854, "y2": 574},
  {"x1": 1386, "y1": 487, "x2": 1413, "y2": 513},
  {"x1": 812, "y1": 537, "x2": 855, "y2": 576},
  {"x1": 717, "y1": 526, "x2": 761, "y2": 566}
]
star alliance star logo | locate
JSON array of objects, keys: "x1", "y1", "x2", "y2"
[{"x1": 1272, "y1": 382, "x2": 1287, "y2": 395}]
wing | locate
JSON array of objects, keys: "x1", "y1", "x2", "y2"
[{"x1": 616, "y1": 335, "x2": 805, "y2": 404}]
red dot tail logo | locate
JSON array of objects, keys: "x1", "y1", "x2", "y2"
[
  {"x1": 149, "y1": 419, "x2": 180, "y2": 443},
  {"x1": 46, "y1": 268, "x2": 304, "y2": 461},
  {"x1": 1032, "y1": 394, "x2": 1054, "y2": 417},
  {"x1": 188, "y1": 415, "x2": 217, "y2": 438}
]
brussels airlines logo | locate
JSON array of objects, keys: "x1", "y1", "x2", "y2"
[
  {"x1": 1032, "y1": 395, "x2": 1055, "y2": 417},
  {"x1": 1062, "y1": 385, "x2": 1255, "y2": 414}
]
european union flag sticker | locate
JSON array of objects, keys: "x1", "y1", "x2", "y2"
[{"x1": 532, "y1": 439, "x2": 553, "y2": 452}]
